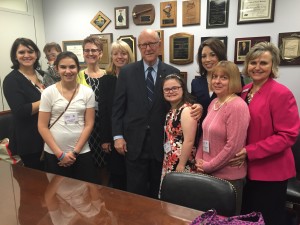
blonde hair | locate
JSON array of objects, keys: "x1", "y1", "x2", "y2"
[
  {"x1": 209, "y1": 61, "x2": 242, "y2": 94},
  {"x1": 106, "y1": 40, "x2": 134, "y2": 75}
]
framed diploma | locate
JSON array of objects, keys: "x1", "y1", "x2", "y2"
[
  {"x1": 115, "y1": 6, "x2": 129, "y2": 29},
  {"x1": 182, "y1": 0, "x2": 201, "y2": 26},
  {"x1": 117, "y1": 35, "x2": 137, "y2": 62},
  {"x1": 62, "y1": 40, "x2": 85, "y2": 67},
  {"x1": 234, "y1": 36, "x2": 270, "y2": 64},
  {"x1": 170, "y1": 33, "x2": 194, "y2": 65},
  {"x1": 160, "y1": 1, "x2": 177, "y2": 27},
  {"x1": 237, "y1": 0, "x2": 275, "y2": 24},
  {"x1": 278, "y1": 32, "x2": 300, "y2": 66},
  {"x1": 155, "y1": 30, "x2": 164, "y2": 62},
  {"x1": 206, "y1": 0, "x2": 229, "y2": 28},
  {"x1": 92, "y1": 33, "x2": 113, "y2": 69},
  {"x1": 90, "y1": 11, "x2": 111, "y2": 32}
]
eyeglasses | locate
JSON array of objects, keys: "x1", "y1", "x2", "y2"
[
  {"x1": 83, "y1": 49, "x2": 100, "y2": 54},
  {"x1": 138, "y1": 41, "x2": 159, "y2": 49},
  {"x1": 163, "y1": 86, "x2": 182, "y2": 93}
]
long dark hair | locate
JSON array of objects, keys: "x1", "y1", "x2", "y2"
[
  {"x1": 10, "y1": 38, "x2": 41, "y2": 70},
  {"x1": 162, "y1": 73, "x2": 195, "y2": 109}
]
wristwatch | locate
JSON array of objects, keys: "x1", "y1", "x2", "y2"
[{"x1": 72, "y1": 150, "x2": 79, "y2": 158}]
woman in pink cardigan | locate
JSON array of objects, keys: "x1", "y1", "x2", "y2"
[
  {"x1": 230, "y1": 42, "x2": 300, "y2": 225},
  {"x1": 195, "y1": 61, "x2": 250, "y2": 214}
]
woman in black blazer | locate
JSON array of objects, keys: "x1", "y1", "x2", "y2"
[{"x1": 3, "y1": 38, "x2": 45, "y2": 170}]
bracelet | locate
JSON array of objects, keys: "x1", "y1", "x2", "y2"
[
  {"x1": 72, "y1": 150, "x2": 79, "y2": 158},
  {"x1": 58, "y1": 152, "x2": 65, "y2": 161}
]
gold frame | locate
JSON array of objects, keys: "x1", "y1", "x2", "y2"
[
  {"x1": 170, "y1": 33, "x2": 194, "y2": 65},
  {"x1": 91, "y1": 33, "x2": 113, "y2": 69},
  {"x1": 180, "y1": 72, "x2": 188, "y2": 85},
  {"x1": 90, "y1": 11, "x2": 111, "y2": 32},
  {"x1": 155, "y1": 30, "x2": 164, "y2": 62},
  {"x1": 182, "y1": 0, "x2": 201, "y2": 26},
  {"x1": 160, "y1": 1, "x2": 177, "y2": 27}
]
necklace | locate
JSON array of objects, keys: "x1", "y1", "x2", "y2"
[{"x1": 213, "y1": 93, "x2": 234, "y2": 111}]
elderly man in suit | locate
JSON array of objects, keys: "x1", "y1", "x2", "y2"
[{"x1": 112, "y1": 29, "x2": 201, "y2": 198}]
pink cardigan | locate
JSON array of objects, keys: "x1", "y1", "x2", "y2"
[
  {"x1": 241, "y1": 78, "x2": 300, "y2": 181},
  {"x1": 196, "y1": 97, "x2": 250, "y2": 180}
]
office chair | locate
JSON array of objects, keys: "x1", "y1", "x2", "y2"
[{"x1": 160, "y1": 172, "x2": 237, "y2": 217}]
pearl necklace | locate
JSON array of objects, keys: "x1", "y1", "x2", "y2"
[{"x1": 213, "y1": 93, "x2": 234, "y2": 111}]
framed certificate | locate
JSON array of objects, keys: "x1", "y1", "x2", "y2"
[
  {"x1": 160, "y1": 1, "x2": 177, "y2": 27},
  {"x1": 206, "y1": 0, "x2": 229, "y2": 28},
  {"x1": 278, "y1": 32, "x2": 300, "y2": 66},
  {"x1": 62, "y1": 40, "x2": 85, "y2": 67},
  {"x1": 170, "y1": 33, "x2": 194, "y2": 65},
  {"x1": 115, "y1": 6, "x2": 129, "y2": 29},
  {"x1": 182, "y1": 0, "x2": 201, "y2": 26},
  {"x1": 237, "y1": 0, "x2": 275, "y2": 24}
]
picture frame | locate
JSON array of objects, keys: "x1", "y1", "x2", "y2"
[
  {"x1": 160, "y1": 1, "x2": 177, "y2": 27},
  {"x1": 90, "y1": 11, "x2": 111, "y2": 32},
  {"x1": 201, "y1": 36, "x2": 228, "y2": 53},
  {"x1": 170, "y1": 32, "x2": 194, "y2": 65},
  {"x1": 180, "y1": 72, "x2": 188, "y2": 85},
  {"x1": 62, "y1": 40, "x2": 85, "y2": 67},
  {"x1": 117, "y1": 35, "x2": 137, "y2": 62},
  {"x1": 234, "y1": 36, "x2": 270, "y2": 64},
  {"x1": 237, "y1": 0, "x2": 275, "y2": 24},
  {"x1": 278, "y1": 32, "x2": 300, "y2": 66},
  {"x1": 182, "y1": 0, "x2": 201, "y2": 26},
  {"x1": 206, "y1": 0, "x2": 229, "y2": 28},
  {"x1": 92, "y1": 33, "x2": 113, "y2": 69},
  {"x1": 155, "y1": 30, "x2": 164, "y2": 62},
  {"x1": 114, "y1": 6, "x2": 129, "y2": 29}
]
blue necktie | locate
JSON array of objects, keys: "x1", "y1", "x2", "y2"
[{"x1": 146, "y1": 67, "x2": 154, "y2": 105}]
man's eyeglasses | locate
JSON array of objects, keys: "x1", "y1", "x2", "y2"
[
  {"x1": 138, "y1": 41, "x2": 159, "y2": 49},
  {"x1": 83, "y1": 49, "x2": 100, "y2": 54},
  {"x1": 163, "y1": 86, "x2": 182, "y2": 94}
]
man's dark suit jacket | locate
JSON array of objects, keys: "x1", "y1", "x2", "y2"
[{"x1": 112, "y1": 60, "x2": 180, "y2": 161}]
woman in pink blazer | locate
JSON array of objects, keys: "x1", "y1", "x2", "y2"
[{"x1": 230, "y1": 42, "x2": 299, "y2": 225}]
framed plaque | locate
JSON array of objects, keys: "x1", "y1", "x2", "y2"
[
  {"x1": 90, "y1": 11, "x2": 111, "y2": 32},
  {"x1": 201, "y1": 36, "x2": 228, "y2": 53},
  {"x1": 170, "y1": 33, "x2": 194, "y2": 65},
  {"x1": 115, "y1": 6, "x2": 129, "y2": 29},
  {"x1": 92, "y1": 33, "x2": 113, "y2": 69},
  {"x1": 182, "y1": 0, "x2": 200, "y2": 26},
  {"x1": 278, "y1": 32, "x2": 300, "y2": 66},
  {"x1": 237, "y1": 0, "x2": 275, "y2": 24},
  {"x1": 62, "y1": 40, "x2": 85, "y2": 67},
  {"x1": 234, "y1": 36, "x2": 270, "y2": 64},
  {"x1": 180, "y1": 72, "x2": 188, "y2": 85},
  {"x1": 206, "y1": 0, "x2": 229, "y2": 28},
  {"x1": 155, "y1": 30, "x2": 164, "y2": 62},
  {"x1": 160, "y1": 1, "x2": 177, "y2": 27},
  {"x1": 117, "y1": 35, "x2": 137, "y2": 62}
]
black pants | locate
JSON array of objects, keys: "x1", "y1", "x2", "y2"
[
  {"x1": 241, "y1": 179, "x2": 288, "y2": 225},
  {"x1": 44, "y1": 151, "x2": 98, "y2": 184},
  {"x1": 20, "y1": 152, "x2": 44, "y2": 171}
]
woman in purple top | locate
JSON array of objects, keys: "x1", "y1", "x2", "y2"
[{"x1": 195, "y1": 61, "x2": 250, "y2": 214}]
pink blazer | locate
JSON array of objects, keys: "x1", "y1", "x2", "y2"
[{"x1": 241, "y1": 78, "x2": 300, "y2": 181}]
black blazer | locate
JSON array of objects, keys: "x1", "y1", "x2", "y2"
[
  {"x1": 3, "y1": 69, "x2": 44, "y2": 156},
  {"x1": 112, "y1": 60, "x2": 180, "y2": 161}
]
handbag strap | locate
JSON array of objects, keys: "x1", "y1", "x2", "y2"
[{"x1": 49, "y1": 84, "x2": 78, "y2": 129}]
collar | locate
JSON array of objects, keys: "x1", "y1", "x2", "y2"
[{"x1": 143, "y1": 59, "x2": 159, "y2": 73}]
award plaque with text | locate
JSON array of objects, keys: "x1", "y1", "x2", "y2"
[
  {"x1": 182, "y1": 0, "x2": 200, "y2": 26},
  {"x1": 206, "y1": 0, "x2": 229, "y2": 28},
  {"x1": 170, "y1": 33, "x2": 194, "y2": 65},
  {"x1": 160, "y1": 1, "x2": 177, "y2": 27}
]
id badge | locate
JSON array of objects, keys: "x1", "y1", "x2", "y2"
[
  {"x1": 64, "y1": 112, "x2": 79, "y2": 124},
  {"x1": 164, "y1": 141, "x2": 172, "y2": 154},
  {"x1": 203, "y1": 140, "x2": 210, "y2": 153}
]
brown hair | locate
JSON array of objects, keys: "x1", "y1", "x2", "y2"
[
  {"x1": 82, "y1": 35, "x2": 103, "y2": 51},
  {"x1": 43, "y1": 42, "x2": 62, "y2": 54}
]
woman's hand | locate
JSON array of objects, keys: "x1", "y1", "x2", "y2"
[
  {"x1": 58, "y1": 152, "x2": 76, "y2": 167},
  {"x1": 101, "y1": 143, "x2": 111, "y2": 154},
  {"x1": 228, "y1": 148, "x2": 247, "y2": 167},
  {"x1": 195, "y1": 159, "x2": 204, "y2": 173}
]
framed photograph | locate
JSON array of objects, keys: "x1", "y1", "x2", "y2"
[
  {"x1": 92, "y1": 33, "x2": 113, "y2": 69},
  {"x1": 278, "y1": 32, "x2": 300, "y2": 66},
  {"x1": 155, "y1": 30, "x2": 164, "y2": 62},
  {"x1": 170, "y1": 33, "x2": 194, "y2": 65},
  {"x1": 234, "y1": 36, "x2": 270, "y2": 64},
  {"x1": 206, "y1": 0, "x2": 229, "y2": 28},
  {"x1": 182, "y1": 0, "x2": 201, "y2": 26},
  {"x1": 114, "y1": 6, "x2": 129, "y2": 29},
  {"x1": 90, "y1": 11, "x2": 111, "y2": 32},
  {"x1": 160, "y1": 1, "x2": 177, "y2": 27},
  {"x1": 201, "y1": 36, "x2": 228, "y2": 53},
  {"x1": 117, "y1": 35, "x2": 137, "y2": 62},
  {"x1": 237, "y1": 0, "x2": 275, "y2": 24},
  {"x1": 62, "y1": 40, "x2": 85, "y2": 67},
  {"x1": 180, "y1": 72, "x2": 188, "y2": 85}
]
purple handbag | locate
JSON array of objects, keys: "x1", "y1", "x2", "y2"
[{"x1": 190, "y1": 209, "x2": 265, "y2": 225}]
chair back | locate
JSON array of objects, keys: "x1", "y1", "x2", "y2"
[
  {"x1": 160, "y1": 172, "x2": 237, "y2": 217},
  {"x1": 292, "y1": 132, "x2": 300, "y2": 174}
]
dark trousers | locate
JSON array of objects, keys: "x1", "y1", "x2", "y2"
[
  {"x1": 20, "y1": 152, "x2": 44, "y2": 171},
  {"x1": 126, "y1": 132, "x2": 163, "y2": 199},
  {"x1": 44, "y1": 151, "x2": 98, "y2": 184},
  {"x1": 241, "y1": 179, "x2": 288, "y2": 225}
]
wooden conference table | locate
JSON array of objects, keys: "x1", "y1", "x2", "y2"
[{"x1": 0, "y1": 161, "x2": 201, "y2": 225}]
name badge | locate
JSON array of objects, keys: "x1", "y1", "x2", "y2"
[
  {"x1": 64, "y1": 112, "x2": 78, "y2": 124},
  {"x1": 203, "y1": 140, "x2": 210, "y2": 153},
  {"x1": 164, "y1": 141, "x2": 172, "y2": 154}
]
